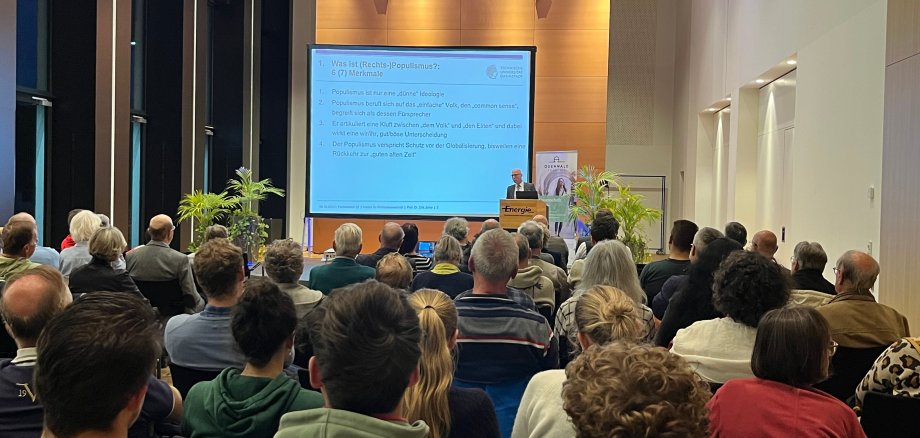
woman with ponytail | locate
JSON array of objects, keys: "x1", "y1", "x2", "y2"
[
  {"x1": 404, "y1": 289, "x2": 500, "y2": 438},
  {"x1": 512, "y1": 285, "x2": 642, "y2": 438}
]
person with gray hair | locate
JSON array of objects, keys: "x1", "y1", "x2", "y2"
[
  {"x1": 508, "y1": 233, "x2": 555, "y2": 316},
  {"x1": 554, "y1": 240, "x2": 657, "y2": 366},
  {"x1": 651, "y1": 227, "x2": 725, "y2": 319},
  {"x1": 790, "y1": 241, "x2": 836, "y2": 295},
  {"x1": 59, "y1": 210, "x2": 116, "y2": 277},
  {"x1": 444, "y1": 217, "x2": 472, "y2": 272},
  {"x1": 692, "y1": 227, "x2": 725, "y2": 260},
  {"x1": 410, "y1": 235, "x2": 473, "y2": 298},
  {"x1": 308, "y1": 223, "x2": 375, "y2": 295},
  {"x1": 264, "y1": 239, "x2": 324, "y2": 318},
  {"x1": 817, "y1": 250, "x2": 909, "y2": 349},
  {"x1": 67, "y1": 227, "x2": 143, "y2": 297},
  {"x1": 724, "y1": 221, "x2": 747, "y2": 247},
  {"x1": 356, "y1": 222, "x2": 405, "y2": 269},
  {"x1": 518, "y1": 221, "x2": 570, "y2": 304}
]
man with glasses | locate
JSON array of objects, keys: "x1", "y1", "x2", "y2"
[
  {"x1": 126, "y1": 214, "x2": 204, "y2": 312},
  {"x1": 506, "y1": 168, "x2": 535, "y2": 199}
]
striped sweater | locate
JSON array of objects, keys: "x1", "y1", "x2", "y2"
[{"x1": 454, "y1": 294, "x2": 558, "y2": 384}]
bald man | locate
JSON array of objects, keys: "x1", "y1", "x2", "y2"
[
  {"x1": 7, "y1": 213, "x2": 60, "y2": 268},
  {"x1": 506, "y1": 168, "x2": 535, "y2": 199},
  {"x1": 533, "y1": 214, "x2": 569, "y2": 267},
  {"x1": 356, "y1": 222, "x2": 406, "y2": 269},
  {"x1": 126, "y1": 214, "x2": 204, "y2": 312}
]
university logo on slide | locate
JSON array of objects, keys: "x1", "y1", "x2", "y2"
[{"x1": 486, "y1": 65, "x2": 498, "y2": 79}]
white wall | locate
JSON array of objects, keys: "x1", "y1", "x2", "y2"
[{"x1": 675, "y1": 0, "x2": 887, "y2": 286}]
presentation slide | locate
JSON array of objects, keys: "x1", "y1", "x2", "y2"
[{"x1": 308, "y1": 45, "x2": 534, "y2": 217}]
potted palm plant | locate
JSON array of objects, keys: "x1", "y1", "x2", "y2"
[
  {"x1": 568, "y1": 165, "x2": 619, "y2": 225},
  {"x1": 177, "y1": 190, "x2": 234, "y2": 252},
  {"x1": 609, "y1": 184, "x2": 662, "y2": 264},
  {"x1": 225, "y1": 167, "x2": 285, "y2": 260}
]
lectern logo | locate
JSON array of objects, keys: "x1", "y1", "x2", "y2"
[
  {"x1": 503, "y1": 206, "x2": 536, "y2": 215},
  {"x1": 486, "y1": 65, "x2": 498, "y2": 79}
]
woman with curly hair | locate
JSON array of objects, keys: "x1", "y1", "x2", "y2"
[
  {"x1": 562, "y1": 341, "x2": 711, "y2": 438},
  {"x1": 709, "y1": 306, "x2": 865, "y2": 437},
  {"x1": 513, "y1": 285, "x2": 642, "y2": 437},
  {"x1": 403, "y1": 289, "x2": 499, "y2": 438},
  {"x1": 670, "y1": 250, "x2": 791, "y2": 383}
]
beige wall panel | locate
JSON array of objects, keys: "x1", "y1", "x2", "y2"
[
  {"x1": 535, "y1": 29, "x2": 609, "y2": 77},
  {"x1": 886, "y1": 0, "x2": 920, "y2": 65},
  {"x1": 535, "y1": 0, "x2": 610, "y2": 30},
  {"x1": 460, "y1": 29, "x2": 534, "y2": 46},
  {"x1": 388, "y1": 0, "x2": 460, "y2": 30},
  {"x1": 534, "y1": 77, "x2": 608, "y2": 123},
  {"x1": 387, "y1": 29, "x2": 461, "y2": 46},
  {"x1": 315, "y1": 28, "x2": 387, "y2": 45},
  {"x1": 316, "y1": 0, "x2": 387, "y2": 29},
  {"x1": 534, "y1": 122, "x2": 606, "y2": 168},
  {"x1": 460, "y1": 0, "x2": 535, "y2": 30},
  {"x1": 880, "y1": 54, "x2": 920, "y2": 328}
]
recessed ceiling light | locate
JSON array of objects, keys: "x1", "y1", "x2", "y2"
[
  {"x1": 786, "y1": 59, "x2": 797, "y2": 65},
  {"x1": 707, "y1": 108, "x2": 717, "y2": 112},
  {"x1": 755, "y1": 79, "x2": 766, "y2": 84},
  {"x1": 726, "y1": 97, "x2": 732, "y2": 101}
]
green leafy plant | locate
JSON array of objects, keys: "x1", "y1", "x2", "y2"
[
  {"x1": 568, "y1": 165, "x2": 620, "y2": 224},
  {"x1": 225, "y1": 167, "x2": 285, "y2": 258},
  {"x1": 176, "y1": 190, "x2": 234, "y2": 252},
  {"x1": 610, "y1": 184, "x2": 662, "y2": 264}
]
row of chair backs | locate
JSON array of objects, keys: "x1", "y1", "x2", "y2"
[
  {"x1": 132, "y1": 279, "x2": 188, "y2": 320},
  {"x1": 861, "y1": 391, "x2": 920, "y2": 437},
  {"x1": 814, "y1": 345, "x2": 889, "y2": 402}
]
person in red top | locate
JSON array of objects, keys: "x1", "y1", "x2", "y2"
[
  {"x1": 59, "y1": 209, "x2": 83, "y2": 250},
  {"x1": 708, "y1": 306, "x2": 866, "y2": 438}
]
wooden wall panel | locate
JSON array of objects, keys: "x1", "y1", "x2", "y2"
[
  {"x1": 314, "y1": 218, "x2": 483, "y2": 254},
  {"x1": 316, "y1": 0, "x2": 387, "y2": 29},
  {"x1": 388, "y1": 0, "x2": 460, "y2": 30},
  {"x1": 461, "y1": 29, "x2": 534, "y2": 46},
  {"x1": 535, "y1": 30, "x2": 609, "y2": 77},
  {"x1": 388, "y1": 29, "x2": 461, "y2": 46},
  {"x1": 461, "y1": 0, "x2": 535, "y2": 30},
  {"x1": 315, "y1": 29, "x2": 387, "y2": 45},
  {"x1": 534, "y1": 123, "x2": 606, "y2": 169},
  {"x1": 886, "y1": 0, "x2": 920, "y2": 65},
  {"x1": 535, "y1": 0, "x2": 610, "y2": 30},
  {"x1": 534, "y1": 77, "x2": 608, "y2": 123}
]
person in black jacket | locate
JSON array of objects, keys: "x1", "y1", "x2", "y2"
[
  {"x1": 68, "y1": 227, "x2": 142, "y2": 297},
  {"x1": 790, "y1": 241, "x2": 836, "y2": 295}
]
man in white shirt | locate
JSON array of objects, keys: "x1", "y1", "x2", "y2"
[{"x1": 506, "y1": 169, "x2": 536, "y2": 199}]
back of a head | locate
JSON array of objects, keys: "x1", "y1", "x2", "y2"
[
  {"x1": 692, "y1": 227, "x2": 725, "y2": 255},
  {"x1": 469, "y1": 229, "x2": 518, "y2": 283},
  {"x1": 836, "y1": 250, "x2": 880, "y2": 293},
  {"x1": 752, "y1": 306, "x2": 832, "y2": 388},
  {"x1": 147, "y1": 214, "x2": 174, "y2": 242},
  {"x1": 443, "y1": 217, "x2": 469, "y2": 243},
  {"x1": 307, "y1": 280, "x2": 421, "y2": 414},
  {"x1": 399, "y1": 223, "x2": 420, "y2": 254},
  {"x1": 67, "y1": 209, "x2": 84, "y2": 227},
  {"x1": 232, "y1": 277, "x2": 297, "y2": 367},
  {"x1": 404, "y1": 289, "x2": 457, "y2": 438},
  {"x1": 203, "y1": 224, "x2": 229, "y2": 243},
  {"x1": 517, "y1": 221, "x2": 543, "y2": 250},
  {"x1": 480, "y1": 219, "x2": 501, "y2": 235},
  {"x1": 513, "y1": 233, "x2": 531, "y2": 263},
  {"x1": 575, "y1": 286, "x2": 640, "y2": 346},
  {"x1": 264, "y1": 239, "x2": 305, "y2": 284},
  {"x1": 670, "y1": 220, "x2": 699, "y2": 252},
  {"x1": 713, "y1": 251, "x2": 791, "y2": 327},
  {"x1": 193, "y1": 238, "x2": 243, "y2": 298},
  {"x1": 580, "y1": 240, "x2": 645, "y2": 304},
  {"x1": 684, "y1": 238, "x2": 742, "y2": 316},
  {"x1": 88, "y1": 227, "x2": 127, "y2": 262},
  {"x1": 562, "y1": 341, "x2": 710, "y2": 438},
  {"x1": 724, "y1": 222, "x2": 747, "y2": 247},
  {"x1": 381, "y1": 222, "x2": 405, "y2": 248},
  {"x1": 0, "y1": 266, "x2": 70, "y2": 344},
  {"x1": 334, "y1": 223, "x2": 363, "y2": 258},
  {"x1": 1, "y1": 220, "x2": 36, "y2": 255},
  {"x1": 35, "y1": 292, "x2": 159, "y2": 438},
  {"x1": 70, "y1": 210, "x2": 102, "y2": 243},
  {"x1": 590, "y1": 214, "x2": 619, "y2": 243},
  {"x1": 376, "y1": 253, "x2": 413, "y2": 289},
  {"x1": 433, "y1": 235, "x2": 462, "y2": 265},
  {"x1": 793, "y1": 241, "x2": 828, "y2": 271}
]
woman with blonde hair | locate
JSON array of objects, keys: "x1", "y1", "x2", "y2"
[
  {"x1": 513, "y1": 285, "x2": 643, "y2": 437},
  {"x1": 404, "y1": 289, "x2": 499, "y2": 438},
  {"x1": 68, "y1": 227, "x2": 142, "y2": 297}
]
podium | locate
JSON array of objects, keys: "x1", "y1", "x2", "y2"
[{"x1": 499, "y1": 199, "x2": 548, "y2": 230}]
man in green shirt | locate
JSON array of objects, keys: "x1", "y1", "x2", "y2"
[{"x1": 308, "y1": 223, "x2": 376, "y2": 294}]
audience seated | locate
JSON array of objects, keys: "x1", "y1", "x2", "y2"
[
  {"x1": 443, "y1": 217, "x2": 472, "y2": 273},
  {"x1": 533, "y1": 215, "x2": 568, "y2": 268},
  {"x1": 513, "y1": 285, "x2": 641, "y2": 438},
  {"x1": 654, "y1": 237, "x2": 741, "y2": 347},
  {"x1": 126, "y1": 214, "x2": 203, "y2": 312},
  {"x1": 6, "y1": 213, "x2": 59, "y2": 268},
  {"x1": 517, "y1": 221, "x2": 570, "y2": 302},
  {"x1": 34, "y1": 292, "x2": 182, "y2": 438},
  {"x1": 533, "y1": 221, "x2": 563, "y2": 269},
  {"x1": 507, "y1": 233, "x2": 555, "y2": 315},
  {"x1": 376, "y1": 252, "x2": 414, "y2": 290},
  {"x1": 791, "y1": 241, "x2": 836, "y2": 295},
  {"x1": 183, "y1": 278, "x2": 323, "y2": 437},
  {"x1": 556, "y1": 240, "x2": 656, "y2": 366},
  {"x1": 670, "y1": 251, "x2": 791, "y2": 383},
  {"x1": 399, "y1": 223, "x2": 433, "y2": 274},
  {"x1": 751, "y1": 230, "x2": 790, "y2": 274},
  {"x1": 404, "y1": 289, "x2": 500, "y2": 438},
  {"x1": 472, "y1": 219, "x2": 501, "y2": 241},
  {"x1": 708, "y1": 307, "x2": 865, "y2": 437},
  {"x1": 0, "y1": 220, "x2": 39, "y2": 280},
  {"x1": 567, "y1": 213, "x2": 619, "y2": 287},
  {"x1": 356, "y1": 222, "x2": 405, "y2": 269},
  {"x1": 166, "y1": 238, "x2": 246, "y2": 370},
  {"x1": 724, "y1": 221, "x2": 747, "y2": 247},
  {"x1": 410, "y1": 235, "x2": 474, "y2": 298},
  {"x1": 639, "y1": 219, "x2": 697, "y2": 304},
  {"x1": 651, "y1": 226, "x2": 724, "y2": 318},
  {"x1": 562, "y1": 341, "x2": 711, "y2": 438},
  {"x1": 856, "y1": 337, "x2": 920, "y2": 408},
  {"x1": 453, "y1": 229, "x2": 557, "y2": 437},
  {"x1": 308, "y1": 223, "x2": 376, "y2": 294},
  {"x1": 263, "y1": 239, "x2": 323, "y2": 318},
  {"x1": 61, "y1": 210, "x2": 125, "y2": 276},
  {"x1": 276, "y1": 280, "x2": 430, "y2": 437},
  {"x1": 188, "y1": 224, "x2": 228, "y2": 263},
  {"x1": 59, "y1": 208, "x2": 82, "y2": 251},
  {"x1": 68, "y1": 226, "x2": 143, "y2": 297}
]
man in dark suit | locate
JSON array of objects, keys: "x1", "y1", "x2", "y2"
[
  {"x1": 791, "y1": 240, "x2": 836, "y2": 295},
  {"x1": 308, "y1": 223, "x2": 376, "y2": 294},
  {"x1": 355, "y1": 222, "x2": 404, "y2": 269},
  {"x1": 506, "y1": 168, "x2": 536, "y2": 199}
]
